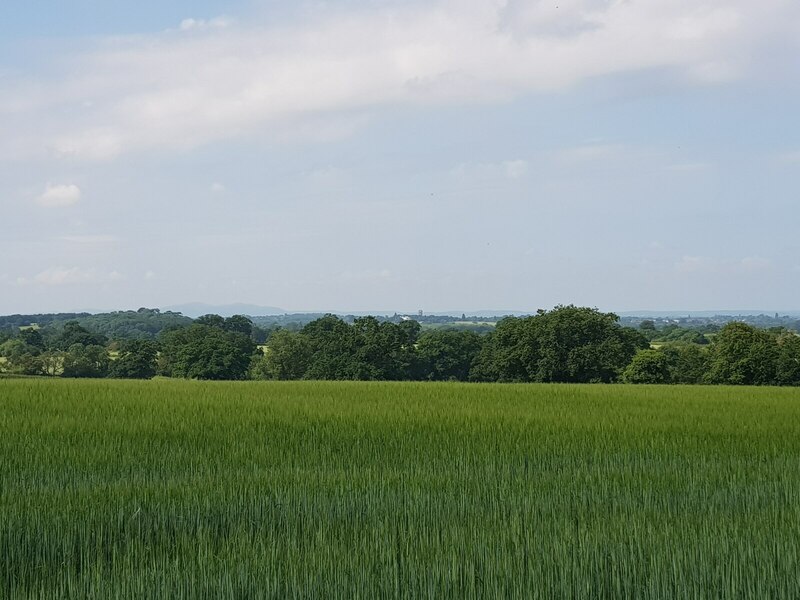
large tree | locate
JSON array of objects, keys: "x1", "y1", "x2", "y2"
[
  {"x1": 622, "y1": 349, "x2": 670, "y2": 384},
  {"x1": 660, "y1": 344, "x2": 709, "y2": 384},
  {"x1": 416, "y1": 329, "x2": 484, "y2": 381},
  {"x1": 251, "y1": 330, "x2": 311, "y2": 380},
  {"x1": 471, "y1": 306, "x2": 647, "y2": 383},
  {"x1": 776, "y1": 334, "x2": 800, "y2": 386},
  {"x1": 54, "y1": 321, "x2": 107, "y2": 350},
  {"x1": 256, "y1": 315, "x2": 422, "y2": 381},
  {"x1": 351, "y1": 316, "x2": 419, "y2": 380},
  {"x1": 109, "y1": 339, "x2": 159, "y2": 379},
  {"x1": 62, "y1": 344, "x2": 110, "y2": 378},
  {"x1": 300, "y1": 315, "x2": 362, "y2": 380},
  {"x1": 706, "y1": 322, "x2": 779, "y2": 385},
  {"x1": 159, "y1": 324, "x2": 257, "y2": 380}
]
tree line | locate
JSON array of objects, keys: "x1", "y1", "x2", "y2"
[{"x1": 1, "y1": 305, "x2": 799, "y2": 385}]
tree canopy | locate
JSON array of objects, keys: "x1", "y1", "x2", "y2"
[
  {"x1": 159, "y1": 318, "x2": 258, "y2": 381},
  {"x1": 2, "y1": 306, "x2": 800, "y2": 386},
  {"x1": 471, "y1": 306, "x2": 648, "y2": 383}
]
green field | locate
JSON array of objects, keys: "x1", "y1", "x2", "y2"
[{"x1": 2, "y1": 380, "x2": 800, "y2": 598}]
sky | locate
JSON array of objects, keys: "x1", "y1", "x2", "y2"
[{"x1": 1, "y1": 0, "x2": 800, "y2": 315}]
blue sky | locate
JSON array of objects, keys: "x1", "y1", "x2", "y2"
[{"x1": 1, "y1": 0, "x2": 799, "y2": 314}]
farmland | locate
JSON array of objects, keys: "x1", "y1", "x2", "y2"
[{"x1": 2, "y1": 380, "x2": 800, "y2": 598}]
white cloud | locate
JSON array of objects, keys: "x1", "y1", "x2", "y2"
[
  {"x1": 740, "y1": 256, "x2": 773, "y2": 272},
  {"x1": 179, "y1": 17, "x2": 233, "y2": 32},
  {"x1": 144, "y1": 270, "x2": 157, "y2": 280},
  {"x1": 210, "y1": 182, "x2": 227, "y2": 193},
  {"x1": 36, "y1": 184, "x2": 82, "y2": 207},
  {"x1": 50, "y1": 130, "x2": 123, "y2": 161},
  {"x1": 16, "y1": 267, "x2": 124, "y2": 286},
  {"x1": 1, "y1": 0, "x2": 797, "y2": 161}
]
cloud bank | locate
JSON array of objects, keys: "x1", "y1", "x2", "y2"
[{"x1": 1, "y1": 0, "x2": 798, "y2": 161}]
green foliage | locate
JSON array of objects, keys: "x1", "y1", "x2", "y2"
[
  {"x1": 252, "y1": 315, "x2": 421, "y2": 381},
  {"x1": 222, "y1": 314, "x2": 254, "y2": 337},
  {"x1": 73, "y1": 308, "x2": 192, "y2": 341},
  {"x1": 416, "y1": 329, "x2": 484, "y2": 381},
  {"x1": 299, "y1": 314, "x2": 361, "y2": 380},
  {"x1": 706, "y1": 322, "x2": 780, "y2": 385},
  {"x1": 159, "y1": 324, "x2": 257, "y2": 380},
  {"x1": 644, "y1": 324, "x2": 710, "y2": 344},
  {"x1": 659, "y1": 344, "x2": 710, "y2": 384},
  {"x1": 36, "y1": 351, "x2": 66, "y2": 377},
  {"x1": 469, "y1": 316, "x2": 532, "y2": 382},
  {"x1": 0, "y1": 339, "x2": 37, "y2": 362},
  {"x1": 351, "y1": 316, "x2": 419, "y2": 380},
  {"x1": 0, "y1": 313, "x2": 90, "y2": 330},
  {"x1": 19, "y1": 328, "x2": 46, "y2": 350},
  {"x1": 0, "y1": 339, "x2": 47, "y2": 375},
  {"x1": 3, "y1": 380, "x2": 800, "y2": 597},
  {"x1": 622, "y1": 349, "x2": 670, "y2": 383},
  {"x1": 250, "y1": 330, "x2": 311, "y2": 380},
  {"x1": 194, "y1": 314, "x2": 226, "y2": 329},
  {"x1": 639, "y1": 319, "x2": 656, "y2": 332},
  {"x1": 776, "y1": 334, "x2": 800, "y2": 386},
  {"x1": 2, "y1": 306, "x2": 798, "y2": 386},
  {"x1": 0, "y1": 309, "x2": 192, "y2": 342},
  {"x1": 54, "y1": 321, "x2": 107, "y2": 350},
  {"x1": 109, "y1": 340, "x2": 159, "y2": 379},
  {"x1": 61, "y1": 344, "x2": 110, "y2": 378},
  {"x1": 471, "y1": 306, "x2": 647, "y2": 383}
]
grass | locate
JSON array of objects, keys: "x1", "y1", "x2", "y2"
[{"x1": 2, "y1": 380, "x2": 800, "y2": 598}]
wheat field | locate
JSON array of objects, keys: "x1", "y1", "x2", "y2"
[{"x1": 2, "y1": 379, "x2": 799, "y2": 598}]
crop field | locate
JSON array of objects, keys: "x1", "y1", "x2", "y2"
[{"x1": 2, "y1": 380, "x2": 800, "y2": 598}]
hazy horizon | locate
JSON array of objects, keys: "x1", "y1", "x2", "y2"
[
  {"x1": 3, "y1": 1, "x2": 799, "y2": 314},
  {"x1": 3, "y1": 301, "x2": 800, "y2": 320}
]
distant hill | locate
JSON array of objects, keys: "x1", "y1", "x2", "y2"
[
  {"x1": 163, "y1": 303, "x2": 287, "y2": 318},
  {"x1": 162, "y1": 305, "x2": 529, "y2": 318},
  {"x1": 0, "y1": 309, "x2": 192, "y2": 340},
  {"x1": 0, "y1": 313, "x2": 91, "y2": 329}
]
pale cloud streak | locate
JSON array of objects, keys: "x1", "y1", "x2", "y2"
[
  {"x1": 1, "y1": 0, "x2": 798, "y2": 161},
  {"x1": 59, "y1": 234, "x2": 119, "y2": 244},
  {"x1": 35, "y1": 184, "x2": 82, "y2": 207},
  {"x1": 451, "y1": 159, "x2": 529, "y2": 181},
  {"x1": 16, "y1": 267, "x2": 124, "y2": 287},
  {"x1": 178, "y1": 17, "x2": 234, "y2": 32}
]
